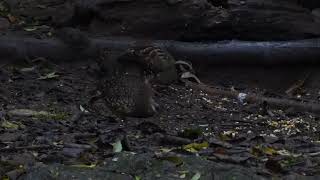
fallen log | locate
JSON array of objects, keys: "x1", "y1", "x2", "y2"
[
  {"x1": 0, "y1": 36, "x2": 320, "y2": 66},
  {"x1": 11, "y1": 0, "x2": 320, "y2": 41}
]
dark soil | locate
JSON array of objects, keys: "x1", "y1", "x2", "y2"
[
  {"x1": 1, "y1": 0, "x2": 320, "y2": 179},
  {"x1": 2, "y1": 57, "x2": 320, "y2": 179}
]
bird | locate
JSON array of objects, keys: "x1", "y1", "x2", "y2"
[
  {"x1": 54, "y1": 28, "x2": 158, "y2": 118},
  {"x1": 99, "y1": 50, "x2": 158, "y2": 118},
  {"x1": 118, "y1": 45, "x2": 179, "y2": 85}
]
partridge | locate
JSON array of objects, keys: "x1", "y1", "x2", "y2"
[
  {"x1": 119, "y1": 46, "x2": 178, "y2": 84},
  {"x1": 101, "y1": 51, "x2": 157, "y2": 118}
]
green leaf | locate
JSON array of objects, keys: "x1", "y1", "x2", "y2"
[
  {"x1": 191, "y1": 172, "x2": 201, "y2": 180},
  {"x1": 8, "y1": 109, "x2": 68, "y2": 121},
  {"x1": 134, "y1": 176, "x2": 141, "y2": 180},
  {"x1": 112, "y1": 140, "x2": 123, "y2": 153},
  {"x1": 262, "y1": 146, "x2": 278, "y2": 156},
  {"x1": 1, "y1": 120, "x2": 19, "y2": 130},
  {"x1": 183, "y1": 142, "x2": 209, "y2": 153},
  {"x1": 251, "y1": 145, "x2": 278, "y2": 157},
  {"x1": 70, "y1": 164, "x2": 96, "y2": 168},
  {"x1": 38, "y1": 72, "x2": 59, "y2": 80},
  {"x1": 2, "y1": 175, "x2": 10, "y2": 180},
  {"x1": 8, "y1": 109, "x2": 50, "y2": 117}
]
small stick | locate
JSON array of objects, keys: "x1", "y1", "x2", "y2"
[
  {"x1": 185, "y1": 81, "x2": 320, "y2": 114},
  {"x1": 0, "y1": 145, "x2": 59, "y2": 152},
  {"x1": 285, "y1": 72, "x2": 310, "y2": 96}
]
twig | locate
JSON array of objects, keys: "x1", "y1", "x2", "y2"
[
  {"x1": 308, "y1": 151, "x2": 320, "y2": 157},
  {"x1": 185, "y1": 81, "x2": 320, "y2": 114},
  {"x1": 285, "y1": 72, "x2": 310, "y2": 96},
  {"x1": 0, "y1": 145, "x2": 59, "y2": 152}
]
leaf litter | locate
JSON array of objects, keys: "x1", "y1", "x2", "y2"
[{"x1": 1, "y1": 60, "x2": 320, "y2": 179}]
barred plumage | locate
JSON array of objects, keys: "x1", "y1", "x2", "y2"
[
  {"x1": 120, "y1": 46, "x2": 178, "y2": 84},
  {"x1": 101, "y1": 51, "x2": 157, "y2": 118}
]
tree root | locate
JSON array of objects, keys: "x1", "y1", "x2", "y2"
[{"x1": 0, "y1": 36, "x2": 320, "y2": 66}]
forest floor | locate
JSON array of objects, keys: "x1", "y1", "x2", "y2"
[
  {"x1": 1, "y1": 59, "x2": 320, "y2": 180},
  {"x1": 1, "y1": 0, "x2": 320, "y2": 180}
]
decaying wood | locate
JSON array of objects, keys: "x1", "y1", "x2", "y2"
[
  {"x1": 0, "y1": 36, "x2": 320, "y2": 66},
  {"x1": 186, "y1": 81, "x2": 320, "y2": 114},
  {"x1": 50, "y1": 0, "x2": 320, "y2": 40},
  {"x1": 229, "y1": 0, "x2": 320, "y2": 40}
]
